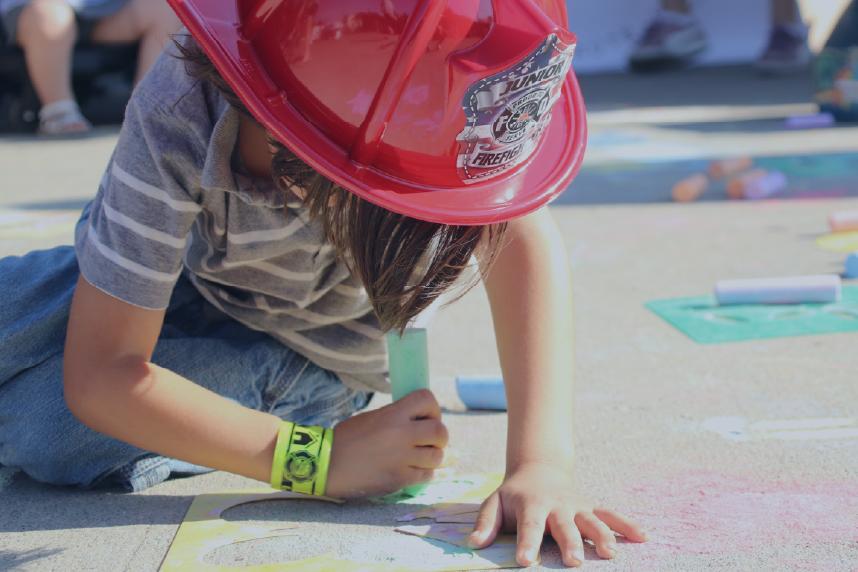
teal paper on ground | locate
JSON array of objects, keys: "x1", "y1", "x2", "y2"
[{"x1": 646, "y1": 286, "x2": 858, "y2": 343}]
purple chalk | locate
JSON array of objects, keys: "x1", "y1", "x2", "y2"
[
  {"x1": 846, "y1": 253, "x2": 858, "y2": 279},
  {"x1": 785, "y1": 112, "x2": 835, "y2": 129},
  {"x1": 743, "y1": 171, "x2": 787, "y2": 200},
  {"x1": 455, "y1": 376, "x2": 506, "y2": 411},
  {"x1": 715, "y1": 275, "x2": 842, "y2": 305}
]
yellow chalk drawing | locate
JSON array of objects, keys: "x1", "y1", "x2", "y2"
[
  {"x1": 159, "y1": 489, "x2": 351, "y2": 571},
  {"x1": 160, "y1": 473, "x2": 515, "y2": 571},
  {"x1": 816, "y1": 231, "x2": 858, "y2": 253}
]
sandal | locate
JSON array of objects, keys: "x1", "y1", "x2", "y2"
[{"x1": 38, "y1": 100, "x2": 92, "y2": 136}]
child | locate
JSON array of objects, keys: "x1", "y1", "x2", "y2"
[
  {"x1": 630, "y1": 0, "x2": 809, "y2": 73},
  {"x1": 0, "y1": 0, "x2": 180, "y2": 135},
  {"x1": 0, "y1": 0, "x2": 646, "y2": 567}
]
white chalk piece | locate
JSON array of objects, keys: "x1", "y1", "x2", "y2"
[
  {"x1": 829, "y1": 210, "x2": 858, "y2": 233},
  {"x1": 846, "y1": 253, "x2": 858, "y2": 279},
  {"x1": 715, "y1": 275, "x2": 842, "y2": 305},
  {"x1": 743, "y1": 170, "x2": 787, "y2": 200},
  {"x1": 455, "y1": 376, "x2": 507, "y2": 411},
  {"x1": 785, "y1": 112, "x2": 835, "y2": 129}
]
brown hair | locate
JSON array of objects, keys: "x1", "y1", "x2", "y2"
[{"x1": 174, "y1": 36, "x2": 507, "y2": 332}]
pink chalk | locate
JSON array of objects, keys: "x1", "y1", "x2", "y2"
[
  {"x1": 829, "y1": 210, "x2": 858, "y2": 233},
  {"x1": 715, "y1": 275, "x2": 842, "y2": 305},
  {"x1": 708, "y1": 157, "x2": 753, "y2": 180},
  {"x1": 785, "y1": 112, "x2": 835, "y2": 129}
]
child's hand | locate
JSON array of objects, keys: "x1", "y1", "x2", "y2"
[
  {"x1": 325, "y1": 389, "x2": 448, "y2": 498},
  {"x1": 467, "y1": 462, "x2": 646, "y2": 568}
]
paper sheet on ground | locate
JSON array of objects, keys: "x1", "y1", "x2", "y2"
[
  {"x1": 646, "y1": 286, "x2": 858, "y2": 343},
  {"x1": 373, "y1": 470, "x2": 502, "y2": 506},
  {"x1": 395, "y1": 523, "x2": 521, "y2": 568},
  {"x1": 396, "y1": 503, "x2": 480, "y2": 523},
  {"x1": 161, "y1": 472, "x2": 507, "y2": 572}
]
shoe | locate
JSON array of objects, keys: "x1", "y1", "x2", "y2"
[
  {"x1": 37, "y1": 99, "x2": 92, "y2": 137},
  {"x1": 630, "y1": 10, "x2": 708, "y2": 70},
  {"x1": 756, "y1": 24, "x2": 811, "y2": 75}
]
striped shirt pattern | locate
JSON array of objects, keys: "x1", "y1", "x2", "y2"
[{"x1": 74, "y1": 44, "x2": 389, "y2": 392}]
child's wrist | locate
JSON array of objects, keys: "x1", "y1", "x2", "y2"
[{"x1": 270, "y1": 421, "x2": 334, "y2": 496}]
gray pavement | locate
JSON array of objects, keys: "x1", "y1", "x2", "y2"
[{"x1": 2, "y1": 66, "x2": 858, "y2": 571}]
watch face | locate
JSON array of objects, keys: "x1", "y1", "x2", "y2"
[{"x1": 285, "y1": 450, "x2": 318, "y2": 482}]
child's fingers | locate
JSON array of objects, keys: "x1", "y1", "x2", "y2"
[
  {"x1": 398, "y1": 388, "x2": 441, "y2": 420},
  {"x1": 410, "y1": 418, "x2": 449, "y2": 448},
  {"x1": 515, "y1": 505, "x2": 549, "y2": 566},
  {"x1": 468, "y1": 492, "x2": 502, "y2": 549},
  {"x1": 575, "y1": 512, "x2": 617, "y2": 560},
  {"x1": 402, "y1": 467, "x2": 434, "y2": 487},
  {"x1": 593, "y1": 508, "x2": 648, "y2": 542},
  {"x1": 547, "y1": 511, "x2": 586, "y2": 568},
  {"x1": 409, "y1": 445, "x2": 444, "y2": 469}
]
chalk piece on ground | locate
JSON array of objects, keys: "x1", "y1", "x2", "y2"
[
  {"x1": 708, "y1": 157, "x2": 753, "y2": 180},
  {"x1": 744, "y1": 170, "x2": 787, "y2": 200},
  {"x1": 715, "y1": 275, "x2": 842, "y2": 305},
  {"x1": 728, "y1": 170, "x2": 788, "y2": 200},
  {"x1": 726, "y1": 169, "x2": 768, "y2": 199},
  {"x1": 672, "y1": 173, "x2": 709, "y2": 203},
  {"x1": 785, "y1": 112, "x2": 835, "y2": 129},
  {"x1": 846, "y1": 253, "x2": 858, "y2": 279},
  {"x1": 829, "y1": 210, "x2": 858, "y2": 233},
  {"x1": 456, "y1": 376, "x2": 507, "y2": 411}
]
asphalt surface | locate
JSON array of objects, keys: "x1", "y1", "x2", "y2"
[{"x1": 1, "y1": 66, "x2": 857, "y2": 571}]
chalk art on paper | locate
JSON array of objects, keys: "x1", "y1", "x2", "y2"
[
  {"x1": 394, "y1": 523, "x2": 520, "y2": 568},
  {"x1": 161, "y1": 473, "x2": 507, "y2": 572}
]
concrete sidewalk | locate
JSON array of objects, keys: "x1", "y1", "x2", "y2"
[
  {"x1": 2, "y1": 198, "x2": 857, "y2": 571},
  {"x1": 2, "y1": 66, "x2": 858, "y2": 571}
]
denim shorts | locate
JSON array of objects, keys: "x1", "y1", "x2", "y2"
[{"x1": 0, "y1": 246, "x2": 372, "y2": 492}]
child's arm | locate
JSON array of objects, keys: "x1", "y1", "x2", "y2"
[
  {"x1": 469, "y1": 207, "x2": 646, "y2": 567},
  {"x1": 63, "y1": 276, "x2": 447, "y2": 497}
]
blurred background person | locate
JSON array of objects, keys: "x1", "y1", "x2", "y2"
[
  {"x1": 630, "y1": 0, "x2": 810, "y2": 73},
  {"x1": 0, "y1": 0, "x2": 180, "y2": 136}
]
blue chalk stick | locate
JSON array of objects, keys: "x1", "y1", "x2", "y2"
[
  {"x1": 846, "y1": 252, "x2": 858, "y2": 279},
  {"x1": 456, "y1": 376, "x2": 507, "y2": 411}
]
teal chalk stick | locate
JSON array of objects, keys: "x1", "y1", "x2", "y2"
[
  {"x1": 387, "y1": 328, "x2": 430, "y2": 498},
  {"x1": 387, "y1": 328, "x2": 430, "y2": 401}
]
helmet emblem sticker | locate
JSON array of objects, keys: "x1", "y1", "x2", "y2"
[{"x1": 456, "y1": 34, "x2": 575, "y2": 184}]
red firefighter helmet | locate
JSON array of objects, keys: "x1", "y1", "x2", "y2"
[{"x1": 167, "y1": 0, "x2": 586, "y2": 225}]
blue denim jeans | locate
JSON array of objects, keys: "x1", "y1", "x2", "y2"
[{"x1": 0, "y1": 246, "x2": 371, "y2": 492}]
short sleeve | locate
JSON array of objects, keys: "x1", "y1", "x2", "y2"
[{"x1": 74, "y1": 91, "x2": 206, "y2": 310}]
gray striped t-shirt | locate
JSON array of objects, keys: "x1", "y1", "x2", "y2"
[{"x1": 74, "y1": 44, "x2": 389, "y2": 393}]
